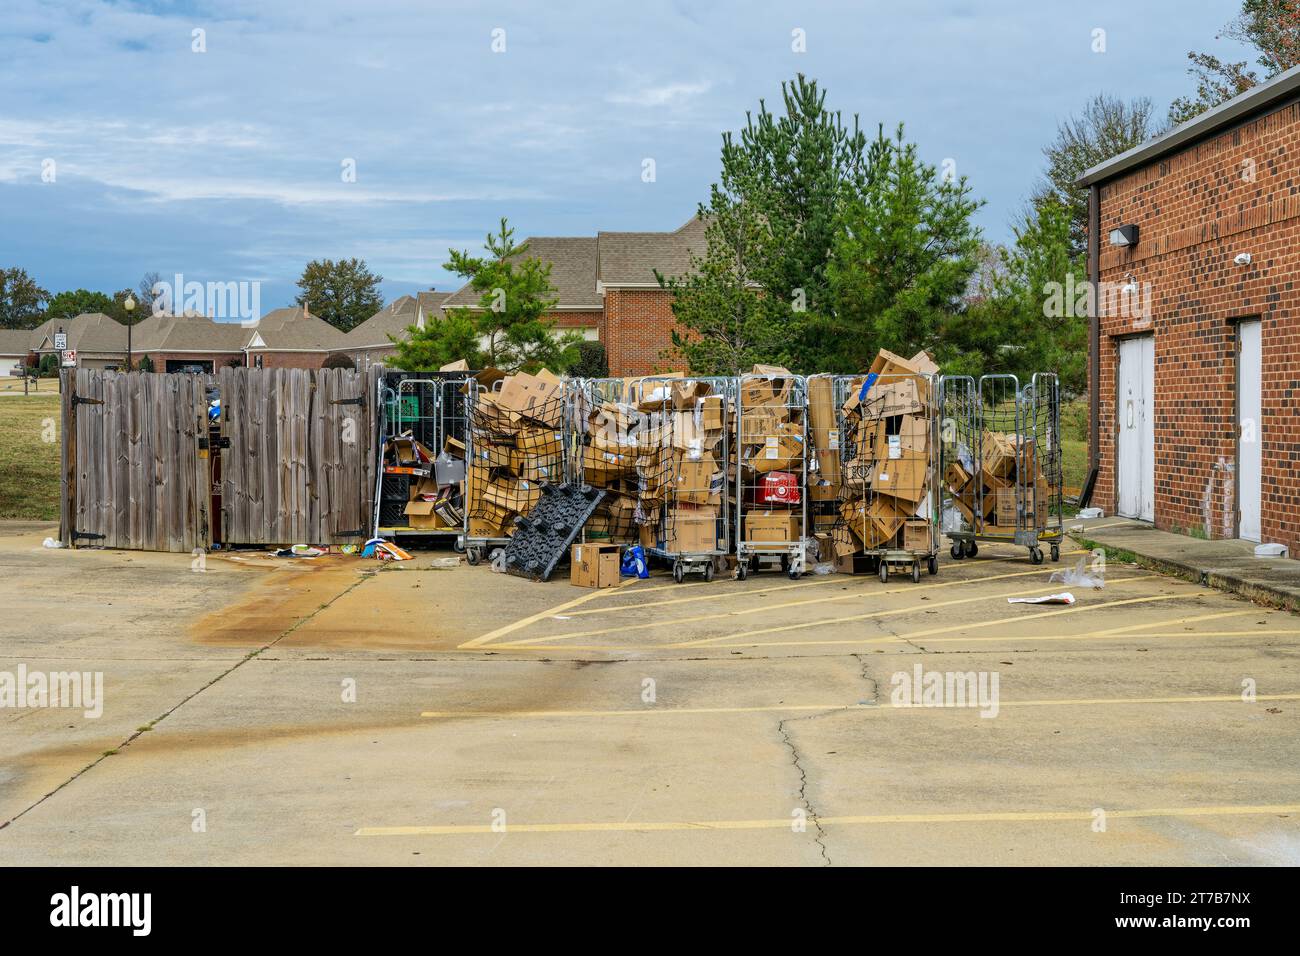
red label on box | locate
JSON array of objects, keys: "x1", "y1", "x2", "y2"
[{"x1": 756, "y1": 471, "x2": 801, "y2": 504}]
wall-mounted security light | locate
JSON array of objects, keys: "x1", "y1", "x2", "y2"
[
  {"x1": 1234, "y1": 252, "x2": 1252, "y2": 266},
  {"x1": 1109, "y1": 224, "x2": 1139, "y2": 247}
]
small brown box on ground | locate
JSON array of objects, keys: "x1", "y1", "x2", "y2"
[{"x1": 570, "y1": 543, "x2": 621, "y2": 589}]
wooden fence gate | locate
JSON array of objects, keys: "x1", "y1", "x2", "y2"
[
  {"x1": 60, "y1": 368, "x2": 212, "y2": 551},
  {"x1": 61, "y1": 366, "x2": 380, "y2": 552}
]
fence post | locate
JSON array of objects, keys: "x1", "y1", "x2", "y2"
[{"x1": 59, "y1": 367, "x2": 77, "y2": 547}]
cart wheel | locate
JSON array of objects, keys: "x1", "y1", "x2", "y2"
[
  {"x1": 673, "y1": 560, "x2": 685, "y2": 584},
  {"x1": 1050, "y1": 544, "x2": 1060, "y2": 562},
  {"x1": 1030, "y1": 547, "x2": 1044, "y2": 565},
  {"x1": 737, "y1": 561, "x2": 749, "y2": 581},
  {"x1": 788, "y1": 566, "x2": 800, "y2": 581},
  {"x1": 452, "y1": 539, "x2": 466, "y2": 554},
  {"x1": 704, "y1": 561, "x2": 715, "y2": 582},
  {"x1": 911, "y1": 561, "x2": 921, "y2": 583},
  {"x1": 950, "y1": 543, "x2": 963, "y2": 560},
  {"x1": 965, "y1": 540, "x2": 978, "y2": 558},
  {"x1": 879, "y1": 561, "x2": 889, "y2": 584},
  {"x1": 466, "y1": 547, "x2": 481, "y2": 566},
  {"x1": 928, "y1": 555, "x2": 938, "y2": 575}
]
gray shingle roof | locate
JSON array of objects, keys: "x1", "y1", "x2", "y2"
[
  {"x1": 29, "y1": 313, "x2": 129, "y2": 355},
  {"x1": 0, "y1": 329, "x2": 32, "y2": 355},
  {"x1": 245, "y1": 307, "x2": 350, "y2": 350},
  {"x1": 342, "y1": 292, "x2": 452, "y2": 348},
  {"x1": 130, "y1": 312, "x2": 249, "y2": 352},
  {"x1": 596, "y1": 215, "x2": 706, "y2": 286},
  {"x1": 441, "y1": 236, "x2": 602, "y2": 311}
]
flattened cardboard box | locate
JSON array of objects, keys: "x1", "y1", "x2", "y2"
[
  {"x1": 752, "y1": 423, "x2": 804, "y2": 474},
  {"x1": 870, "y1": 452, "x2": 929, "y2": 504}
]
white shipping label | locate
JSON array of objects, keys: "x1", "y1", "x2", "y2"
[
  {"x1": 765, "y1": 436, "x2": 779, "y2": 460},
  {"x1": 829, "y1": 428, "x2": 840, "y2": 451},
  {"x1": 888, "y1": 435, "x2": 901, "y2": 460}
]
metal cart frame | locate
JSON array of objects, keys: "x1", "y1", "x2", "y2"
[
  {"x1": 735, "y1": 371, "x2": 809, "y2": 580},
  {"x1": 941, "y1": 372, "x2": 1065, "y2": 564},
  {"x1": 841, "y1": 371, "x2": 941, "y2": 584},
  {"x1": 638, "y1": 375, "x2": 735, "y2": 583},
  {"x1": 372, "y1": 370, "x2": 472, "y2": 543}
]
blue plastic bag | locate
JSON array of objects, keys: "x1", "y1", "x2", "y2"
[{"x1": 621, "y1": 544, "x2": 649, "y2": 579}]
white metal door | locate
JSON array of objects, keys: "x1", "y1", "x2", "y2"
[
  {"x1": 1238, "y1": 319, "x2": 1262, "y2": 541},
  {"x1": 1116, "y1": 336, "x2": 1154, "y2": 521}
]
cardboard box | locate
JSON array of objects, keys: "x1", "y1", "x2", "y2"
[
  {"x1": 519, "y1": 453, "x2": 564, "y2": 483},
  {"x1": 982, "y1": 432, "x2": 1017, "y2": 480},
  {"x1": 745, "y1": 510, "x2": 800, "y2": 543},
  {"x1": 994, "y1": 487, "x2": 1017, "y2": 526},
  {"x1": 672, "y1": 453, "x2": 722, "y2": 506},
  {"x1": 699, "y1": 394, "x2": 724, "y2": 431},
  {"x1": 665, "y1": 507, "x2": 719, "y2": 553},
  {"x1": 807, "y1": 375, "x2": 842, "y2": 486},
  {"x1": 517, "y1": 426, "x2": 563, "y2": 457},
  {"x1": 870, "y1": 452, "x2": 929, "y2": 504},
  {"x1": 439, "y1": 359, "x2": 470, "y2": 372},
  {"x1": 741, "y1": 405, "x2": 783, "y2": 443},
  {"x1": 901, "y1": 518, "x2": 932, "y2": 552},
  {"x1": 809, "y1": 474, "x2": 839, "y2": 502},
  {"x1": 482, "y1": 475, "x2": 541, "y2": 515},
  {"x1": 497, "y1": 371, "x2": 564, "y2": 426},
  {"x1": 863, "y1": 377, "x2": 924, "y2": 418},
  {"x1": 582, "y1": 444, "x2": 636, "y2": 483},
  {"x1": 944, "y1": 459, "x2": 973, "y2": 492},
  {"x1": 570, "y1": 543, "x2": 621, "y2": 589},
  {"x1": 752, "y1": 422, "x2": 804, "y2": 474},
  {"x1": 741, "y1": 373, "x2": 792, "y2": 409},
  {"x1": 840, "y1": 496, "x2": 907, "y2": 549},
  {"x1": 834, "y1": 552, "x2": 876, "y2": 575}
]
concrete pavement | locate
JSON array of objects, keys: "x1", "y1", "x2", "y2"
[{"x1": 2, "y1": 519, "x2": 1298, "y2": 865}]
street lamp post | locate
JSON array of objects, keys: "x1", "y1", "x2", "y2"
[{"x1": 124, "y1": 295, "x2": 136, "y2": 370}]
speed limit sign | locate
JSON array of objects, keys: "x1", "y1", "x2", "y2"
[{"x1": 53, "y1": 332, "x2": 67, "y2": 351}]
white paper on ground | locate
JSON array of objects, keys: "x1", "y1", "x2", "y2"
[{"x1": 1007, "y1": 592, "x2": 1076, "y2": 605}]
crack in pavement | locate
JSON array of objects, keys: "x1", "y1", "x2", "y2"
[
  {"x1": 776, "y1": 713, "x2": 832, "y2": 866},
  {"x1": 0, "y1": 572, "x2": 372, "y2": 833}
]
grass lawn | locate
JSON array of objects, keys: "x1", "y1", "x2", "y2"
[
  {"x1": 0, "y1": 376, "x2": 59, "y2": 394},
  {"x1": 0, "y1": 393, "x2": 62, "y2": 520}
]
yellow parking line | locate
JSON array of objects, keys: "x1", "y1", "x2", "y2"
[
  {"x1": 459, "y1": 575, "x2": 643, "y2": 648},
  {"x1": 420, "y1": 692, "x2": 1300, "y2": 720},
  {"x1": 697, "y1": 581, "x2": 1170, "y2": 648},
  {"x1": 1086, "y1": 609, "x2": 1256, "y2": 637},
  {"x1": 498, "y1": 569, "x2": 1096, "y2": 648},
  {"x1": 356, "y1": 803, "x2": 1300, "y2": 836}
]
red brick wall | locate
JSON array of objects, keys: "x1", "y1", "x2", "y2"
[
  {"x1": 553, "y1": 310, "x2": 602, "y2": 331},
  {"x1": 1092, "y1": 98, "x2": 1300, "y2": 550},
  {"x1": 601, "y1": 289, "x2": 685, "y2": 376},
  {"x1": 246, "y1": 351, "x2": 329, "y2": 370},
  {"x1": 144, "y1": 351, "x2": 244, "y2": 371}
]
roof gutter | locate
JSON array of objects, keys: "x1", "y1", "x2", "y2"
[{"x1": 1076, "y1": 62, "x2": 1300, "y2": 187}]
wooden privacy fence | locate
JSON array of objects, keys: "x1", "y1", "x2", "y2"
[{"x1": 60, "y1": 366, "x2": 381, "y2": 552}]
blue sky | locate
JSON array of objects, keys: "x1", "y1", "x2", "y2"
[{"x1": 0, "y1": 0, "x2": 1254, "y2": 313}]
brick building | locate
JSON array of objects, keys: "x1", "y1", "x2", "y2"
[
  {"x1": 439, "y1": 215, "x2": 705, "y2": 375},
  {"x1": 1078, "y1": 64, "x2": 1300, "y2": 553}
]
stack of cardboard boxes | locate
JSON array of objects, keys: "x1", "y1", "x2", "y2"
[
  {"x1": 945, "y1": 431, "x2": 1048, "y2": 532},
  {"x1": 397, "y1": 434, "x2": 468, "y2": 532},
  {"x1": 465, "y1": 369, "x2": 567, "y2": 538},
  {"x1": 633, "y1": 378, "x2": 727, "y2": 554},
  {"x1": 738, "y1": 365, "x2": 805, "y2": 546},
  {"x1": 822, "y1": 350, "x2": 937, "y2": 572}
]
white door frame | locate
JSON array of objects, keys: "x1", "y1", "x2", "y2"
[
  {"x1": 1236, "y1": 318, "x2": 1262, "y2": 542},
  {"x1": 1115, "y1": 334, "x2": 1155, "y2": 521}
]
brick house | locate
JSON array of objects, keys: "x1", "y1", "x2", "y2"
[
  {"x1": 437, "y1": 216, "x2": 705, "y2": 375},
  {"x1": 1078, "y1": 64, "x2": 1300, "y2": 553}
]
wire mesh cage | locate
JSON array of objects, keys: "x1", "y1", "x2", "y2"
[
  {"x1": 373, "y1": 371, "x2": 472, "y2": 540},
  {"x1": 940, "y1": 372, "x2": 1064, "y2": 564},
  {"x1": 735, "y1": 371, "x2": 809, "y2": 580},
  {"x1": 571, "y1": 377, "x2": 642, "y2": 547},
  {"x1": 636, "y1": 375, "x2": 733, "y2": 582},
  {"x1": 833, "y1": 371, "x2": 940, "y2": 583},
  {"x1": 462, "y1": 374, "x2": 572, "y2": 564}
]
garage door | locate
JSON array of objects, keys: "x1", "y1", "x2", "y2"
[{"x1": 1116, "y1": 336, "x2": 1154, "y2": 521}]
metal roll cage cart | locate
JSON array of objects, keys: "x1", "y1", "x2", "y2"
[
  {"x1": 372, "y1": 370, "x2": 471, "y2": 544},
  {"x1": 735, "y1": 371, "x2": 809, "y2": 580},
  {"x1": 571, "y1": 377, "x2": 641, "y2": 547},
  {"x1": 845, "y1": 371, "x2": 941, "y2": 584},
  {"x1": 638, "y1": 375, "x2": 734, "y2": 583},
  {"x1": 941, "y1": 372, "x2": 1064, "y2": 564}
]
